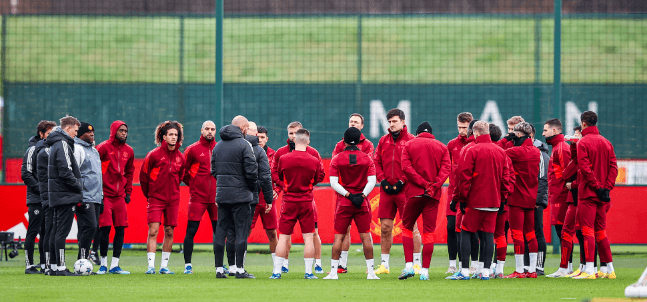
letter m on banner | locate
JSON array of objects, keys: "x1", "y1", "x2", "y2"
[{"x1": 370, "y1": 100, "x2": 411, "y2": 138}]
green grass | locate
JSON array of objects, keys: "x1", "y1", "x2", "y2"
[
  {"x1": 2, "y1": 244, "x2": 645, "y2": 301},
  {"x1": 3, "y1": 16, "x2": 646, "y2": 84}
]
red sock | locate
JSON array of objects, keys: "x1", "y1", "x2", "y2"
[
  {"x1": 511, "y1": 229, "x2": 524, "y2": 255},
  {"x1": 560, "y1": 235, "x2": 573, "y2": 269},
  {"x1": 582, "y1": 227, "x2": 596, "y2": 263},
  {"x1": 402, "y1": 232, "x2": 414, "y2": 263},
  {"x1": 595, "y1": 230, "x2": 613, "y2": 263},
  {"x1": 422, "y1": 243, "x2": 434, "y2": 269},
  {"x1": 495, "y1": 236, "x2": 507, "y2": 262}
]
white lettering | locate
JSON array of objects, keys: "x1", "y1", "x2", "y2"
[
  {"x1": 479, "y1": 100, "x2": 505, "y2": 133},
  {"x1": 565, "y1": 101, "x2": 597, "y2": 135}
]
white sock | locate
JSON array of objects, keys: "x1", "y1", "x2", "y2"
[
  {"x1": 496, "y1": 261, "x2": 505, "y2": 275},
  {"x1": 461, "y1": 268, "x2": 470, "y2": 276},
  {"x1": 339, "y1": 251, "x2": 349, "y2": 267},
  {"x1": 185, "y1": 263, "x2": 191, "y2": 269},
  {"x1": 238, "y1": 266, "x2": 245, "y2": 274},
  {"x1": 529, "y1": 253, "x2": 538, "y2": 273},
  {"x1": 449, "y1": 260, "x2": 457, "y2": 268},
  {"x1": 405, "y1": 262, "x2": 413, "y2": 270},
  {"x1": 230, "y1": 265, "x2": 237, "y2": 273},
  {"x1": 110, "y1": 257, "x2": 119, "y2": 269},
  {"x1": 558, "y1": 267, "x2": 568, "y2": 273},
  {"x1": 330, "y1": 259, "x2": 339, "y2": 276},
  {"x1": 413, "y1": 253, "x2": 422, "y2": 267},
  {"x1": 524, "y1": 266, "x2": 529, "y2": 272},
  {"x1": 600, "y1": 266, "x2": 607, "y2": 274},
  {"x1": 420, "y1": 268, "x2": 429, "y2": 276},
  {"x1": 514, "y1": 254, "x2": 524, "y2": 273},
  {"x1": 161, "y1": 252, "x2": 170, "y2": 268},
  {"x1": 216, "y1": 266, "x2": 224, "y2": 274},
  {"x1": 381, "y1": 254, "x2": 390, "y2": 269},
  {"x1": 607, "y1": 262, "x2": 614, "y2": 273},
  {"x1": 482, "y1": 269, "x2": 490, "y2": 278},
  {"x1": 478, "y1": 261, "x2": 485, "y2": 273},
  {"x1": 366, "y1": 259, "x2": 374, "y2": 272},
  {"x1": 274, "y1": 257, "x2": 284, "y2": 274},
  {"x1": 315, "y1": 258, "x2": 322, "y2": 267},
  {"x1": 283, "y1": 259, "x2": 289, "y2": 268},
  {"x1": 147, "y1": 253, "x2": 155, "y2": 268},
  {"x1": 52, "y1": 264, "x2": 58, "y2": 271},
  {"x1": 568, "y1": 262, "x2": 573, "y2": 272},
  {"x1": 305, "y1": 258, "x2": 314, "y2": 274},
  {"x1": 41, "y1": 264, "x2": 45, "y2": 270},
  {"x1": 101, "y1": 256, "x2": 108, "y2": 267},
  {"x1": 271, "y1": 253, "x2": 276, "y2": 264},
  {"x1": 585, "y1": 262, "x2": 595, "y2": 275},
  {"x1": 595, "y1": 265, "x2": 598, "y2": 272}
]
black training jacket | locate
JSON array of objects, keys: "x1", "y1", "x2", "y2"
[
  {"x1": 245, "y1": 135, "x2": 273, "y2": 205},
  {"x1": 47, "y1": 127, "x2": 83, "y2": 207},
  {"x1": 21, "y1": 136, "x2": 41, "y2": 205},
  {"x1": 211, "y1": 125, "x2": 258, "y2": 204},
  {"x1": 534, "y1": 139, "x2": 549, "y2": 209},
  {"x1": 36, "y1": 140, "x2": 51, "y2": 207}
]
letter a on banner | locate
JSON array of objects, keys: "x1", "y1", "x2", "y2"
[{"x1": 480, "y1": 100, "x2": 505, "y2": 132}]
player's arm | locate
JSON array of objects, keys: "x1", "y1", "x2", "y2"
[
  {"x1": 400, "y1": 145, "x2": 427, "y2": 188},
  {"x1": 605, "y1": 144, "x2": 618, "y2": 190},
  {"x1": 123, "y1": 149, "x2": 135, "y2": 196},
  {"x1": 328, "y1": 158, "x2": 348, "y2": 196},
  {"x1": 271, "y1": 152, "x2": 284, "y2": 193},
  {"x1": 182, "y1": 147, "x2": 195, "y2": 186},
  {"x1": 366, "y1": 141, "x2": 375, "y2": 157},
  {"x1": 537, "y1": 151, "x2": 548, "y2": 207},
  {"x1": 501, "y1": 155, "x2": 516, "y2": 200},
  {"x1": 258, "y1": 149, "x2": 274, "y2": 205},
  {"x1": 21, "y1": 146, "x2": 39, "y2": 190},
  {"x1": 577, "y1": 141, "x2": 601, "y2": 190},
  {"x1": 177, "y1": 154, "x2": 186, "y2": 186},
  {"x1": 242, "y1": 141, "x2": 259, "y2": 191},
  {"x1": 374, "y1": 140, "x2": 385, "y2": 182},
  {"x1": 456, "y1": 149, "x2": 476, "y2": 201},
  {"x1": 432, "y1": 148, "x2": 452, "y2": 195},
  {"x1": 55, "y1": 143, "x2": 82, "y2": 193},
  {"x1": 314, "y1": 156, "x2": 325, "y2": 186},
  {"x1": 140, "y1": 152, "x2": 154, "y2": 199}
]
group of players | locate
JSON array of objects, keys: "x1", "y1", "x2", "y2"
[{"x1": 19, "y1": 108, "x2": 617, "y2": 280}]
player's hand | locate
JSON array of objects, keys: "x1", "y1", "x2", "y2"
[
  {"x1": 459, "y1": 202, "x2": 466, "y2": 214},
  {"x1": 424, "y1": 182, "x2": 435, "y2": 197},
  {"x1": 380, "y1": 180, "x2": 393, "y2": 194},
  {"x1": 125, "y1": 194, "x2": 131, "y2": 204},
  {"x1": 449, "y1": 200, "x2": 458, "y2": 212},
  {"x1": 348, "y1": 193, "x2": 364, "y2": 208},
  {"x1": 272, "y1": 190, "x2": 278, "y2": 200},
  {"x1": 596, "y1": 188, "x2": 611, "y2": 202},
  {"x1": 566, "y1": 182, "x2": 572, "y2": 190},
  {"x1": 265, "y1": 203, "x2": 272, "y2": 214},
  {"x1": 504, "y1": 132, "x2": 516, "y2": 141},
  {"x1": 392, "y1": 180, "x2": 404, "y2": 194}
]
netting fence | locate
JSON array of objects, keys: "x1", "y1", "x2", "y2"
[{"x1": 2, "y1": 0, "x2": 646, "y2": 183}]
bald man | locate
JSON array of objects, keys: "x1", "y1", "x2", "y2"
[{"x1": 182, "y1": 121, "x2": 219, "y2": 274}]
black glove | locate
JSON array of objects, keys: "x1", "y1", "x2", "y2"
[
  {"x1": 504, "y1": 132, "x2": 516, "y2": 141},
  {"x1": 459, "y1": 202, "x2": 466, "y2": 214},
  {"x1": 596, "y1": 188, "x2": 611, "y2": 202},
  {"x1": 498, "y1": 199, "x2": 507, "y2": 215},
  {"x1": 125, "y1": 194, "x2": 131, "y2": 204},
  {"x1": 449, "y1": 200, "x2": 458, "y2": 213},
  {"x1": 348, "y1": 193, "x2": 365, "y2": 209},
  {"x1": 391, "y1": 180, "x2": 404, "y2": 194},
  {"x1": 380, "y1": 180, "x2": 393, "y2": 194}
]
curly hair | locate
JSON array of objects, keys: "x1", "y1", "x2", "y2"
[{"x1": 155, "y1": 120, "x2": 183, "y2": 146}]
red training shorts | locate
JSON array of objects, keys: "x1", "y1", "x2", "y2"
[
  {"x1": 402, "y1": 196, "x2": 439, "y2": 234},
  {"x1": 334, "y1": 204, "x2": 371, "y2": 234},
  {"x1": 187, "y1": 201, "x2": 218, "y2": 222},
  {"x1": 147, "y1": 197, "x2": 180, "y2": 227},
  {"x1": 251, "y1": 203, "x2": 278, "y2": 230},
  {"x1": 279, "y1": 201, "x2": 315, "y2": 235},
  {"x1": 99, "y1": 196, "x2": 129, "y2": 228},
  {"x1": 378, "y1": 188, "x2": 406, "y2": 220},
  {"x1": 461, "y1": 208, "x2": 497, "y2": 233}
]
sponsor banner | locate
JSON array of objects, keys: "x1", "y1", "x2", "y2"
[{"x1": 1, "y1": 185, "x2": 645, "y2": 244}]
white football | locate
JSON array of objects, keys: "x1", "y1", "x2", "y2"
[{"x1": 74, "y1": 259, "x2": 94, "y2": 276}]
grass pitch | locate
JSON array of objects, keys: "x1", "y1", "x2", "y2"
[{"x1": 1, "y1": 244, "x2": 645, "y2": 301}]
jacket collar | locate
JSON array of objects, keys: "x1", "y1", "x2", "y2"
[
  {"x1": 458, "y1": 134, "x2": 468, "y2": 143},
  {"x1": 466, "y1": 135, "x2": 475, "y2": 144},
  {"x1": 417, "y1": 132, "x2": 435, "y2": 139},
  {"x1": 475, "y1": 135, "x2": 493, "y2": 144},
  {"x1": 582, "y1": 126, "x2": 600, "y2": 137},
  {"x1": 344, "y1": 145, "x2": 360, "y2": 151},
  {"x1": 388, "y1": 125, "x2": 409, "y2": 142},
  {"x1": 199, "y1": 135, "x2": 216, "y2": 149},
  {"x1": 74, "y1": 137, "x2": 93, "y2": 147},
  {"x1": 161, "y1": 140, "x2": 180, "y2": 153},
  {"x1": 546, "y1": 133, "x2": 565, "y2": 146}
]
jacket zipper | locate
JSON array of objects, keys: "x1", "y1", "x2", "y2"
[
  {"x1": 116, "y1": 146, "x2": 121, "y2": 194},
  {"x1": 208, "y1": 145, "x2": 213, "y2": 202}
]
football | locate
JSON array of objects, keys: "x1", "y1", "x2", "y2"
[{"x1": 74, "y1": 259, "x2": 94, "y2": 276}]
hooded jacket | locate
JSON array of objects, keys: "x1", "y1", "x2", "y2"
[
  {"x1": 96, "y1": 121, "x2": 135, "y2": 199},
  {"x1": 577, "y1": 126, "x2": 618, "y2": 201},
  {"x1": 210, "y1": 125, "x2": 258, "y2": 204},
  {"x1": 446, "y1": 134, "x2": 470, "y2": 215},
  {"x1": 506, "y1": 138, "x2": 541, "y2": 209},
  {"x1": 74, "y1": 137, "x2": 103, "y2": 204},
  {"x1": 35, "y1": 140, "x2": 50, "y2": 207},
  {"x1": 140, "y1": 141, "x2": 186, "y2": 203},
  {"x1": 271, "y1": 139, "x2": 324, "y2": 194},
  {"x1": 183, "y1": 135, "x2": 217, "y2": 204},
  {"x1": 401, "y1": 133, "x2": 451, "y2": 200},
  {"x1": 534, "y1": 138, "x2": 549, "y2": 208},
  {"x1": 374, "y1": 125, "x2": 415, "y2": 185},
  {"x1": 246, "y1": 135, "x2": 273, "y2": 205},
  {"x1": 47, "y1": 127, "x2": 83, "y2": 207},
  {"x1": 332, "y1": 133, "x2": 374, "y2": 158},
  {"x1": 457, "y1": 135, "x2": 515, "y2": 208},
  {"x1": 260, "y1": 146, "x2": 275, "y2": 207},
  {"x1": 21, "y1": 136, "x2": 41, "y2": 205}
]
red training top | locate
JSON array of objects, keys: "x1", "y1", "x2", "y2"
[
  {"x1": 547, "y1": 134, "x2": 571, "y2": 206},
  {"x1": 576, "y1": 126, "x2": 618, "y2": 201},
  {"x1": 332, "y1": 133, "x2": 374, "y2": 158},
  {"x1": 400, "y1": 132, "x2": 451, "y2": 200},
  {"x1": 182, "y1": 135, "x2": 217, "y2": 204},
  {"x1": 450, "y1": 136, "x2": 476, "y2": 203},
  {"x1": 140, "y1": 141, "x2": 186, "y2": 203},
  {"x1": 278, "y1": 150, "x2": 325, "y2": 203},
  {"x1": 96, "y1": 120, "x2": 135, "y2": 198},
  {"x1": 329, "y1": 147, "x2": 376, "y2": 208},
  {"x1": 446, "y1": 134, "x2": 470, "y2": 215},
  {"x1": 374, "y1": 125, "x2": 415, "y2": 184},
  {"x1": 506, "y1": 138, "x2": 541, "y2": 209},
  {"x1": 271, "y1": 140, "x2": 324, "y2": 194}
]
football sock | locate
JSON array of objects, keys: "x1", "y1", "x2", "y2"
[
  {"x1": 461, "y1": 268, "x2": 470, "y2": 276},
  {"x1": 110, "y1": 257, "x2": 119, "y2": 269},
  {"x1": 366, "y1": 259, "x2": 374, "y2": 272},
  {"x1": 567, "y1": 262, "x2": 573, "y2": 272},
  {"x1": 524, "y1": 266, "x2": 529, "y2": 272},
  {"x1": 585, "y1": 262, "x2": 595, "y2": 275},
  {"x1": 216, "y1": 267, "x2": 224, "y2": 274},
  {"x1": 478, "y1": 261, "x2": 485, "y2": 274},
  {"x1": 101, "y1": 256, "x2": 108, "y2": 267},
  {"x1": 271, "y1": 253, "x2": 276, "y2": 264},
  {"x1": 185, "y1": 263, "x2": 191, "y2": 269},
  {"x1": 230, "y1": 265, "x2": 237, "y2": 273},
  {"x1": 496, "y1": 261, "x2": 505, "y2": 275},
  {"x1": 41, "y1": 264, "x2": 45, "y2": 270},
  {"x1": 52, "y1": 264, "x2": 58, "y2": 271},
  {"x1": 529, "y1": 253, "x2": 538, "y2": 273},
  {"x1": 515, "y1": 254, "x2": 524, "y2": 273},
  {"x1": 273, "y1": 257, "x2": 284, "y2": 274},
  {"x1": 339, "y1": 251, "x2": 349, "y2": 267},
  {"x1": 238, "y1": 266, "x2": 245, "y2": 274},
  {"x1": 147, "y1": 253, "x2": 155, "y2": 268},
  {"x1": 405, "y1": 262, "x2": 413, "y2": 270},
  {"x1": 600, "y1": 266, "x2": 607, "y2": 274},
  {"x1": 161, "y1": 252, "x2": 170, "y2": 268},
  {"x1": 381, "y1": 254, "x2": 390, "y2": 269},
  {"x1": 305, "y1": 258, "x2": 314, "y2": 274},
  {"x1": 449, "y1": 260, "x2": 457, "y2": 268},
  {"x1": 413, "y1": 253, "x2": 422, "y2": 267},
  {"x1": 315, "y1": 258, "x2": 322, "y2": 267},
  {"x1": 283, "y1": 258, "x2": 289, "y2": 268},
  {"x1": 607, "y1": 262, "x2": 614, "y2": 273},
  {"x1": 330, "y1": 259, "x2": 339, "y2": 276},
  {"x1": 558, "y1": 267, "x2": 568, "y2": 273},
  {"x1": 420, "y1": 268, "x2": 428, "y2": 276}
]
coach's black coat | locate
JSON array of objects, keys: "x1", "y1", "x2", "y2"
[
  {"x1": 245, "y1": 135, "x2": 273, "y2": 206},
  {"x1": 47, "y1": 127, "x2": 83, "y2": 207},
  {"x1": 534, "y1": 138, "x2": 550, "y2": 209},
  {"x1": 36, "y1": 140, "x2": 51, "y2": 207},
  {"x1": 211, "y1": 125, "x2": 258, "y2": 205},
  {"x1": 20, "y1": 136, "x2": 41, "y2": 205}
]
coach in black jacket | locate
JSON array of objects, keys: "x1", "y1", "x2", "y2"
[
  {"x1": 211, "y1": 116, "x2": 258, "y2": 279},
  {"x1": 47, "y1": 116, "x2": 82, "y2": 276},
  {"x1": 36, "y1": 134, "x2": 57, "y2": 275}
]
